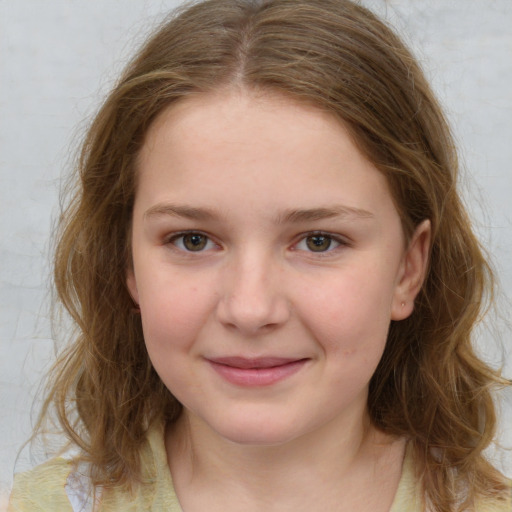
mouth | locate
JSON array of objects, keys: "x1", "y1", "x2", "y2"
[{"x1": 206, "y1": 357, "x2": 309, "y2": 386}]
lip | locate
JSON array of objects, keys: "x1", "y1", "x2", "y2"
[{"x1": 207, "y1": 357, "x2": 309, "y2": 387}]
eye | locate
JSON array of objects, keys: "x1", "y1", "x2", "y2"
[
  {"x1": 295, "y1": 233, "x2": 343, "y2": 253},
  {"x1": 169, "y1": 232, "x2": 216, "y2": 252}
]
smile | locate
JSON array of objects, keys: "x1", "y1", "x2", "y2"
[{"x1": 207, "y1": 357, "x2": 309, "y2": 387}]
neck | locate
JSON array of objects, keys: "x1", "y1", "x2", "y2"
[{"x1": 165, "y1": 407, "x2": 405, "y2": 511}]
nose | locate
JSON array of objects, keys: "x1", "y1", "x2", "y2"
[{"x1": 215, "y1": 251, "x2": 291, "y2": 336}]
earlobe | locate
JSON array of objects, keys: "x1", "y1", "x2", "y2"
[
  {"x1": 391, "y1": 219, "x2": 431, "y2": 321},
  {"x1": 126, "y1": 269, "x2": 140, "y2": 306}
]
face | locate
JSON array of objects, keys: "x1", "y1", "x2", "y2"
[{"x1": 128, "y1": 90, "x2": 429, "y2": 446}]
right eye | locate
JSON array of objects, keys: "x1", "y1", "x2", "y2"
[{"x1": 168, "y1": 232, "x2": 216, "y2": 252}]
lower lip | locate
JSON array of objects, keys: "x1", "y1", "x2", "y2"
[{"x1": 208, "y1": 359, "x2": 308, "y2": 387}]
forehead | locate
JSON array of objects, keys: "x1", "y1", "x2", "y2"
[
  {"x1": 141, "y1": 89, "x2": 348, "y2": 161},
  {"x1": 135, "y1": 89, "x2": 398, "y2": 226}
]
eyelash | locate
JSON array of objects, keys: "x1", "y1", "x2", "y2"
[
  {"x1": 165, "y1": 230, "x2": 350, "y2": 257},
  {"x1": 293, "y1": 231, "x2": 349, "y2": 255},
  {"x1": 165, "y1": 231, "x2": 219, "y2": 253}
]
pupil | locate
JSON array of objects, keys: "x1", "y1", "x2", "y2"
[
  {"x1": 307, "y1": 235, "x2": 331, "y2": 252},
  {"x1": 184, "y1": 234, "x2": 207, "y2": 251}
]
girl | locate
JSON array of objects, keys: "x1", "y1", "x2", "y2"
[{"x1": 8, "y1": 0, "x2": 511, "y2": 511}]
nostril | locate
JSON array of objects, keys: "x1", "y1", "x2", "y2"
[{"x1": 216, "y1": 293, "x2": 290, "y2": 335}]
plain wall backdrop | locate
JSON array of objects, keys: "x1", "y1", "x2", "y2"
[{"x1": 1, "y1": 0, "x2": 511, "y2": 503}]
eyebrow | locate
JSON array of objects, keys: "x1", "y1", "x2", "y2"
[
  {"x1": 144, "y1": 203, "x2": 374, "y2": 223},
  {"x1": 275, "y1": 206, "x2": 374, "y2": 224},
  {"x1": 144, "y1": 204, "x2": 218, "y2": 221}
]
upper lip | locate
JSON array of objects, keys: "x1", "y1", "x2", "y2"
[{"x1": 207, "y1": 357, "x2": 307, "y2": 369}]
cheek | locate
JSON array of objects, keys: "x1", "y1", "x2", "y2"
[
  {"x1": 137, "y1": 278, "x2": 216, "y2": 398},
  {"x1": 298, "y1": 268, "x2": 394, "y2": 359},
  {"x1": 137, "y1": 275, "x2": 215, "y2": 353}
]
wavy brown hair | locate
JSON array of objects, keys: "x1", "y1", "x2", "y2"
[{"x1": 38, "y1": 0, "x2": 510, "y2": 510}]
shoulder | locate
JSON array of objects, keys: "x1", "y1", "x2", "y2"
[
  {"x1": 9, "y1": 424, "x2": 182, "y2": 512},
  {"x1": 8, "y1": 457, "x2": 75, "y2": 512},
  {"x1": 475, "y1": 478, "x2": 512, "y2": 512},
  {"x1": 391, "y1": 444, "x2": 512, "y2": 512}
]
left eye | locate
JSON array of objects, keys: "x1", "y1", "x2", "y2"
[
  {"x1": 170, "y1": 233, "x2": 216, "y2": 252},
  {"x1": 295, "y1": 234, "x2": 342, "y2": 253}
]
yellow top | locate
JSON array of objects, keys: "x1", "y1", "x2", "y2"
[{"x1": 8, "y1": 426, "x2": 512, "y2": 511}]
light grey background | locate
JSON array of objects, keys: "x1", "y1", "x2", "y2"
[{"x1": 1, "y1": 0, "x2": 511, "y2": 505}]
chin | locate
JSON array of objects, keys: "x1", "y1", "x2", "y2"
[{"x1": 209, "y1": 414, "x2": 308, "y2": 447}]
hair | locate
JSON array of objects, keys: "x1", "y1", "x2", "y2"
[{"x1": 37, "y1": 0, "x2": 509, "y2": 510}]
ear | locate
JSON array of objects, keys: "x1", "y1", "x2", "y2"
[
  {"x1": 391, "y1": 219, "x2": 431, "y2": 321},
  {"x1": 126, "y1": 268, "x2": 140, "y2": 306}
]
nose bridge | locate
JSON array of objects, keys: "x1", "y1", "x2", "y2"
[{"x1": 217, "y1": 245, "x2": 289, "y2": 334}]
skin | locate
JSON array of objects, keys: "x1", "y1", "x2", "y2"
[{"x1": 127, "y1": 89, "x2": 431, "y2": 511}]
